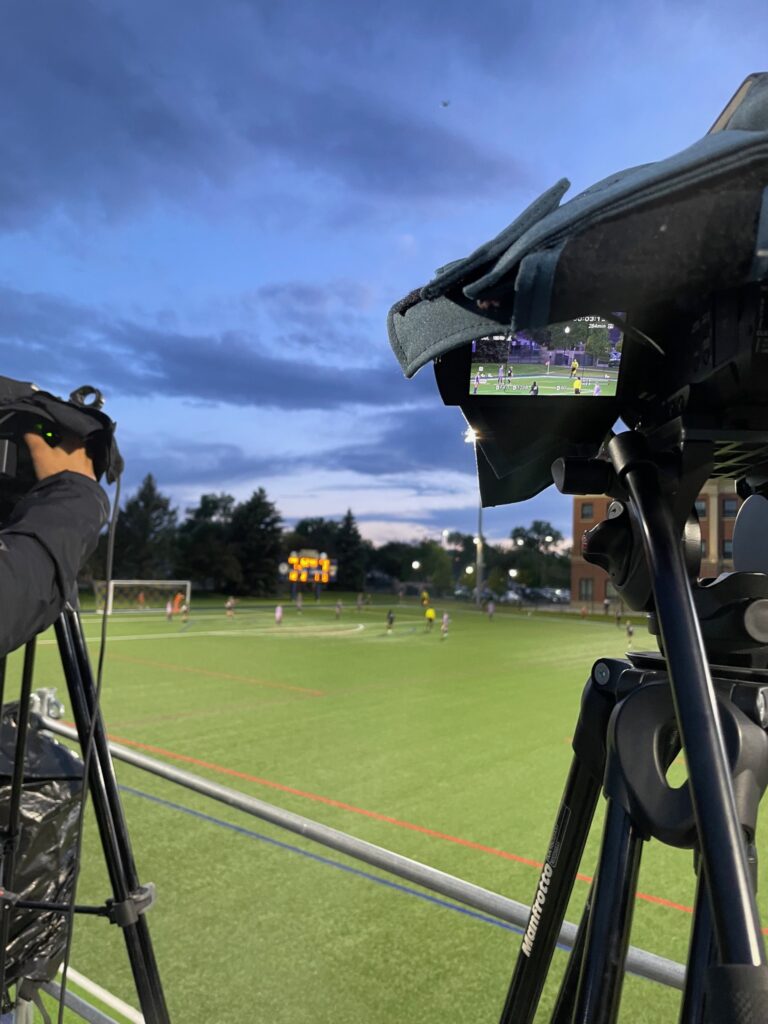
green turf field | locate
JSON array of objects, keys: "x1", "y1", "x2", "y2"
[
  {"x1": 469, "y1": 362, "x2": 619, "y2": 397},
  {"x1": 19, "y1": 599, "x2": 767, "y2": 1022}
]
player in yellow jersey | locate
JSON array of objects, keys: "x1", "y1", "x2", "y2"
[
  {"x1": 570, "y1": 358, "x2": 580, "y2": 378},
  {"x1": 425, "y1": 606, "x2": 436, "y2": 631},
  {"x1": 572, "y1": 376, "x2": 582, "y2": 396}
]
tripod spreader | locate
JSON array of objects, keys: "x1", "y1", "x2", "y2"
[{"x1": 0, "y1": 881, "x2": 157, "y2": 926}]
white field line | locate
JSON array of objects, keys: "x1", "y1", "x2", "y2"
[
  {"x1": 58, "y1": 965, "x2": 143, "y2": 1023},
  {"x1": 37, "y1": 624, "x2": 366, "y2": 646}
]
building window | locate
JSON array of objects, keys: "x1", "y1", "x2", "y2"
[
  {"x1": 580, "y1": 502, "x2": 594, "y2": 519},
  {"x1": 694, "y1": 498, "x2": 707, "y2": 519},
  {"x1": 722, "y1": 497, "x2": 739, "y2": 518},
  {"x1": 722, "y1": 538, "x2": 733, "y2": 559},
  {"x1": 578, "y1": 578, "x2": 593, "y2": 601}
]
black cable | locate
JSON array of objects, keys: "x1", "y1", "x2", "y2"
[{"x1": 55, "y1": 471, "x2": 121, "y2": 1024}]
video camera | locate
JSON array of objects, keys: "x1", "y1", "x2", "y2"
[
  {"x1": 388, "y1": 73, "x2": 768, "y2": 507},
  {"x1": 0, "y1": 375, "x2": 123, "y2": 513}
]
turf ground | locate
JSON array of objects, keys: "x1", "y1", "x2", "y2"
[
  {"x1": 19, "y1": 598, "x2": 768, "y2": 1022},
  {"x1": 469, "y1": 362, "x2": 619, "y2": 397}
]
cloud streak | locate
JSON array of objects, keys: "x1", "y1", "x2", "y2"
[
  {"x1": 0, "y1": 1, "x2": 526, "y2": 232},
  {"x1": 0, "y1": 283, "x2": 433, "y2": 411}
]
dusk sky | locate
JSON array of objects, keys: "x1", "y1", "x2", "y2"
[{"x1": 2, "y1": 1, "x2": 766, "y2": 544}]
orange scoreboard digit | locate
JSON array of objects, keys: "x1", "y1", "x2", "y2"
[{"x1": 286, "y1": 550, "x2": 338, "y2": 585}]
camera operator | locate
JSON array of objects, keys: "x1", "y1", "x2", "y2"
[{"x1": 0, "y1": 431, "x2": 109, "y2": 657}]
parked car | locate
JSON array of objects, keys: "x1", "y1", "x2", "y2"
[{"x1": 499, "y1": 590, "x2": 523, "y2": 605}]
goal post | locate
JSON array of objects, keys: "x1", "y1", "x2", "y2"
[{"x1": 93, "y1": 580, "x2": 192, "y2": 616}]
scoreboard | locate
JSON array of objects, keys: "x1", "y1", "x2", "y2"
[{"x1": 283, "y1": 551, "x2": 338, "y2": 585}]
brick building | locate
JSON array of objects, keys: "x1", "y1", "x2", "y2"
[{"x1": 570, "y1": 479, "x2": 742, "y2": 608}]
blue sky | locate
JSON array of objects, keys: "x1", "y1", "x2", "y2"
[{"x1": 1, "y1": 1, "x2": 766, "y2": 543}]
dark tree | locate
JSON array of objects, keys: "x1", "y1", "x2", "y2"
[
  {"x1": 176, "y1": 493, "x2": 242, "y2": 592},
  {"x1": 334, "y1": 509, "x2": 367, "y2": 590},
  {"x1": 291, "y1": 517, "x2": 339, "y2": 554},
  {"x1": 113, "y1": 474, "x2": 178, "y2": 578},
  {"x1": 229, "y1": 488, "x2": 283, "y2": 595}
]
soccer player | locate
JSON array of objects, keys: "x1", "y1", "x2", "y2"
[
  {"x1": 275, "y1": 604, "x2": 283, "y2": 626},
  {"x1": 335, "y1": 599, "x2": 343, "y2": 619},
  {"x1": 593, "y1": 382, "x2": 602, "y2": 396},
  {"x1": 473, "y1": 370, "x2": 481, "y2": 395},
  {"x1": 570, "y1": 358, "x2": 580, "y2": 378},
  {"x1": 497, "y1": 364, "x2": 505, "y2": 390},
  {"x1": 296, "y1": 591, "x2": 303, "y2": 614},
  {"x1": 173, "y1": 590, "x2": 184, "y2": 616},
  {"x1": 507, "y1": 364, "x2": 515, "y2": 389},
  {"x1": 386, "y1": 609, "x2": 395, "y2": 634},
  {"x1": 545, "y1": 355, "x2": 551, "y2": 374},
  {"x1": 572, "y1": 376, "x2": 582, "y2": 396},
  {"x1": 181, "y1": 602, "x2": 190, "y2": 624},
  {"x1": 425, "y1": 606, "x2": 436, "y2": 631},
  {"x1": 529, "y1": 381, "x2": 539, "y2": 396},
  {"x1": 440, "y1": 611, "x2": 449, "y2": 640},
  {"x1": 165, "y1": 599, "x2": 173, "y2": 622},
  {"x1": 486, "y1": 599, "x2": 495, "y2": 621},
  {"x1": 225, "y1": 596, "x2": 235, "y2": 618},
  {"x1": 626, "y1": 620, "x2": 635, "y2": 649}
]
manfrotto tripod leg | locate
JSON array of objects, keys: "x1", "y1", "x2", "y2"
[
  {"x1": 54, "y1": 608, "x2": 169, "y2": 1024},
  {"x1": 570, "y1": 799, "x2": 643, "y2": 1024},
  {"x1": 678, "y1": 860, "x2": 715, "y2": 1024},
  {"x1": 498, "y1": 759, "x2": 600, "y2": 1024},
  {"x1": 499, "y1": 661, "x2": 635, "y2": 1024}
]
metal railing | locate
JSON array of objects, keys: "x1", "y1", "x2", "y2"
[{"x1": 39, "y1": 716, "x2": 686, "y2": 1000}]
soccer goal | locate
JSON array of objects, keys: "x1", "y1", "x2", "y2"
[{"x1": 93, "y1": 580, "x2": 192, "y2": 616}]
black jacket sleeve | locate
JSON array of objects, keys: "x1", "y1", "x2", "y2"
[{"x1": 0, "y1": 472, "x2": 109, "y2": 656}]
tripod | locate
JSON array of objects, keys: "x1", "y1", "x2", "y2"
[
  {"x1": 0, "y1": 601, "x2": 169, "y2": 1023},
  {"x1": 499, "y1": 430, "x2": 768, "y2": 1024}
]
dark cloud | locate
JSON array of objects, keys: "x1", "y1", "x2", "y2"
[
  {"x1": 328, "y1": 405, "x2": 476, "y2": 477},
  {"x1": 0, "y1": 1, "x2": 526, "y2": 231},
  {"x1": 103, "y1": 399, "x2": 473, "y2": 498},
  {"x1": 0, "y1": 284, "x2": 435, "y2": 411},
  {"x1": 117, "y1": 440, "x2": 287, "y2": 496}
]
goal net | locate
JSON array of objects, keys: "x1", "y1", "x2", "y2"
[{"x1": 93, "y1": 580, "x2": 192, "y2": 616}]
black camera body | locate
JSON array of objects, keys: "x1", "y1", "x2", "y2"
[
  {"x1": 0, "y1": 376, "x2": 123, "y2": 513},
  {"x1": 389, "y1": 74, "x2": 768, "y2": 507}
]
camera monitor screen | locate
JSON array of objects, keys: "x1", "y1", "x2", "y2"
[{"x1": 468, "y1": 315, "x2": 623, "y2": 398}]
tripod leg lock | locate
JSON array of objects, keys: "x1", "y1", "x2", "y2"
[
  {"x1": 106, "y1": 883, "x2": 156, "y2": 928},
  {"x1": 705, "y1": 964, "x2": 768, "y2": 1023}
]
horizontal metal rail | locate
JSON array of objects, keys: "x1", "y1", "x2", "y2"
[
  {"x1": 40, "y1": 717, "x2": 686, "y2": 992},
  {"x1": 38, "y1": 982, "x2": 122, "y2": 1024}
]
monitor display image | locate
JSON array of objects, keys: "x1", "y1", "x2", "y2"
[{"x1": 468, "y1": 315, "x2": 623, "y2": 398}]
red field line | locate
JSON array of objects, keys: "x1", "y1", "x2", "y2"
[
  {"x1": 108, "y1": 653, "x2": 325, "y2": 696},
  {"x1": 108, "y1": 733, "x2": 737, "y2": 923}
]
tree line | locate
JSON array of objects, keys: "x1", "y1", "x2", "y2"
[{"x1": 81, "y1": 474, "x2": 570, "y2": 596}]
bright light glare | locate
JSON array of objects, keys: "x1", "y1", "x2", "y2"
[
  {"x1": 465, "y1": 565, "x2": 474, "y2": 574},
  {"x1": 464, "y1": 427, "x2": 478, "y2": 444},
  {"x1": 411, "y1": 560, "x2": 421, "y2": 570},
  {"x1": 508, "y1": 569, "x2": 519, "y2": 578},
  {"x1": 516, "y1": 538, "x2": 525, "y2": 547}
]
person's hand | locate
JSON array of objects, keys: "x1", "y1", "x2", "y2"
[{"x1": 24, "y1": 432, "x2": 96, "y2": 482}]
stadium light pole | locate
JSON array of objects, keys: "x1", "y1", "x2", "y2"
[
  {"x1": 474, "y1": 506, "x2": 484, "y2": 608},
  {"x1": 464, "y1": 427, "x2": 484, "y2": 608}
]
